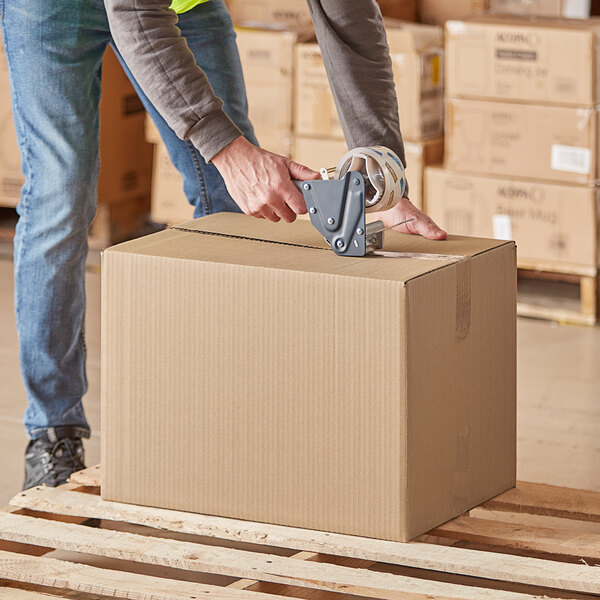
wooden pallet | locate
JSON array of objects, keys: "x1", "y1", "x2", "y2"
[
  {"x1": 517, "y1": 266, "x2": 599, "y2": 327},
  {"x1": 0, "y1": 466, "x2": 599, "y2": 599}
]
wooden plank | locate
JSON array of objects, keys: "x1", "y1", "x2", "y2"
[
  {"x1": 68, "y1": 466, "x2": 101, "y2": 488},
  {"x1": 0, "y1": 588, "x2": 62, "y2": 599},
  {"x1": 227, "y1": 552, "x2": 317, "y2": 591},
  {"x1": 516, "y1": 302, "x2": 595, "y2": 326},
  {"x1": 0, "y1": 550, "x2": 289, "y2": 600},
  {"x1": 483, "y1": 481, "x2": 600, "y2": 522},
  {"x1": 10, "y1": 485, "x2": 600, "y2": 595},
  {"x1": 0, "y1": 513, "x2": 570, "y2": 600},
  {"x1": 516, "y1": 260, "x2": 597, "y2": 278},
  {"x1": 580, "y1": 276, "x2": 598, "y2": 317},
  {"x1": 432, "y1": 515, "x2": 600, "y2": 561}
]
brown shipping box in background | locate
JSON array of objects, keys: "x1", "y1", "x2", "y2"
[
  {"x1": 102, "y1": 213, "x2": 517, "y2": 542},
  {"x1": 292, "y1": 137, "x2": 348, "y2": 170},
  {"x1": 0, "y1": 45, "x2": 152, "y2": 211},
  {"x1": 235, "y1": 28, "x2": 313, "y2": 157},
  {"x1": 98, "y1": 47, "x2": 154, "y2": 205},
  {"x1": 226, "y1": 0, "x2": 312, "y2": 28},
  {"x1": 404, "y1": 137, "x2": 444, "y2": 210},
  {"x1": 150, "y1": 142, "x2": 193, "y2": 225},
  {"x1": 294, "y1": 21, "x2": 444, "y2": 142},
  {"x1": 445, "y1": 98, "x2": 599, "y2": 185},
  {"x1": 0, "y1": 42, "x2": 24, "y2": 208},
  {"x1": 425, "y1": 166, "x2": 599, "y2": 274},
  {"x1": 445, "y1": 16, "x2": 600, "y2": 106},
  {"x1": 418, "y1": 0, "x2": 489, "y2": 25},
  {"x1": 377, "y1": 0, "x2": 417, "y2": 20},
  {"x1": 488, "y1": 0, "x2": 591, "y2": 17}
]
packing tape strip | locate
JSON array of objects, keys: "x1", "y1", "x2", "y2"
[{"x1": 335, "y1": 146, "x2": 407, "y2": 213}]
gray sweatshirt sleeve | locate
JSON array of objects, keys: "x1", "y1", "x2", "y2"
[
  {"x1": 104, "y1": 0, "x2": 243, "y2": 162},
  {"x1": 105, "y1": 0, "x2": 405, "y2": 176},
  {"x1": 307, "y1": 0, "x2": 406, "y2": 168}
]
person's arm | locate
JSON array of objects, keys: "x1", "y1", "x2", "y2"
[
  {"x1": 307, "y1": 0, "x2": 404, "y2": 167},
  {"x1": 308, "y1": 0, "x2": 446, "y2": 240},
  {"x1": 104, "y1": 0, "x2": 317, "y2": 222}
]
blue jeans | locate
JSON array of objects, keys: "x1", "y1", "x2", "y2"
[{"x1": 0, "y1": 0, "x2": 256, "y2": 441}]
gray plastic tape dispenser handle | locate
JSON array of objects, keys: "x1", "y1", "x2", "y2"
[{"x1": 292, "y1": 173, "x2": 383, "y2": 257}]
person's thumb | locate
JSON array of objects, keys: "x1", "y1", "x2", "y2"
[{"x1": 287, "y1": 160, "x2": 320, "y2": 182}]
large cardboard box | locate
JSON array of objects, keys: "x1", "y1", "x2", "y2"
[
  {"x1": 150, "y1": 143, "x2": 193, "y2": 225},
  {"x1": 294, "y1": 22, "x2": 444, "y2": 142},
  {"x1": 418, "y1": 0, "x2": 489, "y2": 25},
  {"x1": 226, "y1": 0, "x2": 312, "y2": 28},
  {"x1": 236, "y1": 28, "x2": 311, "y2": 157},
  {"x1": 446, "y1": 16, "x2": 600, "y2": 106},
  {"x1": 102, "y1": 213, "x2": 517, "y2": 542},
  {"x1": 445, "y1": 98, "x2": 599, "y2": 185},
  {"x1": 426, "y1": 166, "x2": 599, "y2": 274},
  {"x1": 0, "y1": 42, "x2": 24, "y2": 208},
  {"x1": 489, "y1": 0, "x2": 590, "y2": 18}
]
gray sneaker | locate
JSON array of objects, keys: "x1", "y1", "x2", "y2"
[{"x1": 23, "y1": 437, "x2": 85, "y2": 490}]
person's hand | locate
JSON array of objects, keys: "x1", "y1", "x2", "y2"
[
  {"x1": 212, "y1": 137, "x2": 320, "y2": 223},
  {"x1": 371, "y1": 196, "x2": 447, "y2": 240}
]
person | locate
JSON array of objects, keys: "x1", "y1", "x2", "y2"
[{"x1": 1, "y1": 0, "x2": 446, "y2": 490}]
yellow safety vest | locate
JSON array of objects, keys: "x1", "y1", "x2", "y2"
[{"x1": 170, "y1": 0, "x2": 210, "y2": 14}]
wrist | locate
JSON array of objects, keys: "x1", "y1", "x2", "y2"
[{"x1": 211, "y1": 135, "x2": 249, "y2": 168}]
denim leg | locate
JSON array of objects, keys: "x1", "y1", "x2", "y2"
[
  {"x1": 1, "y1": 0, "x2": 110, "y2": 439},
  {"x1": 113, "y1": 0, "x2": 258, "y2": 218}
]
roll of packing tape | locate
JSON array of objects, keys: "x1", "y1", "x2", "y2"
[{"x1": 334, "y1": 146, "x2": 406, "y2": 213}]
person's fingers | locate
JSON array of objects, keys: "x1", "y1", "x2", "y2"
[
  {"x1": 287, "y1": 160, "x2": 320, "y2": 181},
  {"x1": 272, "y1": 200, "x2": 296, "y2": 223},
  {"x1": 397, "y1": 212, "x2": 447, "y2": 240}
]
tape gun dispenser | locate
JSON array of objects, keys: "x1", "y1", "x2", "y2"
[{"x1": 294, "y1": 146, "x2": 409, "y2": 257}]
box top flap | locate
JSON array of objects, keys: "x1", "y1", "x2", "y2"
[
  {"x1": 105, "y1": 213, "x2": 511, "y2": 283},
  {"x1": 447, "y1": 15, "x2": 600, "y2": 34}
]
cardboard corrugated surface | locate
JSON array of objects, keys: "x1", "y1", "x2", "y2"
[
  {"x1": 425, "y1": 166, "x2": 599, "y2": 273},
  {"x1": 406, "y1": 244, "x2": 516, "y2": 537},
  {"x1": 405, "y1": 137, "x2": 444, "y2": 210},
  {"x1": 445, "y1": 98, "x2": 598, "y2": 185},
  {"x1": 446, "y1": 17, "x2": 600, "y2": 106},
  {"x1": 226, "y1": 0, "x2": 313, "y2": 28},
  {"x1": 102, "y1": 213, "x2": 516, "y2": 542}
]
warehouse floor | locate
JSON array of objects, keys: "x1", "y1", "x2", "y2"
[{"x1": 1, "y1": 242, "x2": 599, "y2": 507}]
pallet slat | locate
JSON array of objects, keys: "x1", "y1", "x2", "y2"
[
  {"x1": 0, "y1": 512, "x2": 569, "y2": 600},
  {"x1": 8, "y1": 489, "x2": 600, "y2": 596},
  {"x1": 0, "y1": 550, "x2": 287, "y2": 600},
  {"x1": 432, "y1": 515, "x2": 600, "y2": 561},
  {"x1": 68, "y1": 466, "x2": 101, "y2": 488},
  {"x1": 483, "y1": 481, "x2": 600, "y2": 522}
]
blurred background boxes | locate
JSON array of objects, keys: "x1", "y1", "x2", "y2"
[
  {"x1": 445, "y1": 17, "x2": 600, "y2": 106},
  {"x1": 0, "y1": 42, "x2": 24, "y2": 209},
  {"x1": 444, "y1": 99, "x2": 598, "y2": 185},
  {"x1": 0, "y1": 44, "x2": 153, "y2": 246},
  {"x1": 294, "y1": 21, "x2": 445, "y2": 142},
  {"x1": 426, "y1": 167, "x2": 598, "y2": 275}
]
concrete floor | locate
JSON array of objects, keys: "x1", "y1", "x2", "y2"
[{"x1": 0, "y1": 245, "x2": 599, "y2": 506}]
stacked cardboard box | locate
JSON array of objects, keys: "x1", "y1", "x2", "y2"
[
  {"x1": 0, "y1": 45, "x2": 153, "y2": 244},
  {"x1": 426, "y1": 16, "x2": 600, "y2": 274},
  {"x1": 293, "y1": 20, "x2": 445, "y2": 209},
  {"x1": 418, "y1": 0, "x2": 589, "y2": 24},
  {"x1": 226, "y1": 0, "x2": 417, "y2": 27}
]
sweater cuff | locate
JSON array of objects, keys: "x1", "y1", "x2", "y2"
[{"x1": 187, "y1": 110, "x2": 244, "y2": 163}]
